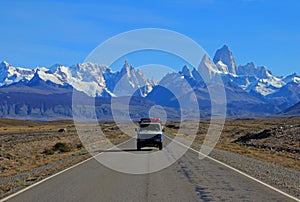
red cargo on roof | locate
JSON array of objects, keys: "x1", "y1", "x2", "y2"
[{"x1": 140, "y1": 118, "x2": 161, "y2": 122}]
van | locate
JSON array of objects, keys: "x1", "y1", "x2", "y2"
[{"x1": 136, "y1": 118, "x2": 163, "y2": 150}]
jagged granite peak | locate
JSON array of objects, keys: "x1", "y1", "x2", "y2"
[
  {"x1": 120, "y1": 59, "x2": 134, "y2": 77},
  {"x1": 257, "y1": 66, "x2": 273, "y2": 79},
  {"x1": 75, "y1": 62, "x2": 109, "y2": 74},
  {"x1": 119, "y1": 60, "x2": 136, "y2": 78},
  {"x1": 180, "y1": 65, "x2": 193, "y2": 77},
  {"x1": 191, "y1": 68, "x2": 202, "y2": 81},
  {"x1": 213, "y1": 45, "x2": 237, "y2": 74},
  {"x1": 237, "y1": 63, "x2": 274, "y2": 80},
  {"x1": 236, "y1": 62, "x2": 256, "y2": 76},
  {"x1": 27, "y1": 70, "x2": 43, "y2": 85},
  {"x1": 0, "y1": 61, "x2": 9, "y2": 83},
  {"x1": 0, "y1": 61, "x2": 10, "y2": 70},
  {"x1": 150, "y1": 76, "x2": 158, "y2": 86},
  {"x1": 49, "y1": 63, "x2": 63, "y2": 69},
  {"x1": 198, "y1": 54, "x2": 221, "y2": 80},
  {"x1": 105, "y1": 60, "x2": 155, "y2": 97}
]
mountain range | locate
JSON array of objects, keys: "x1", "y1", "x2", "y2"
[{"x1": 0, "y1": 45, "x2": 300, "y2": 120}]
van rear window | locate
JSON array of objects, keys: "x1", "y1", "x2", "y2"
[{"x1": 139, "y1": 124, "x2": 160, "y2": 131}]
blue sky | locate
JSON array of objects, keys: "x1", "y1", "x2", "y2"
[{"x1": 0, "y1": 0, "x2": 299, "y2": 76}]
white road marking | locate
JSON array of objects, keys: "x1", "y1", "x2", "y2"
[
  {"x1": 165, "y1": 136, "x2": 300, "y2": 202},
  {"x1": 0, "y1": 138, "x2": 133, "y2": 202}
]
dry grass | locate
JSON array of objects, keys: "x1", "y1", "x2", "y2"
[
  {"x1": 165, "y1": 117, "x2": 300, "y2": 171},
  {"x1": 215, "y1": 118, "x2": 300, "y2": 170}
]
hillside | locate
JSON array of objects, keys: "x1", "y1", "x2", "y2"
[{"x1": 280, "y1": 101, "x2": 300, "y2": 116}]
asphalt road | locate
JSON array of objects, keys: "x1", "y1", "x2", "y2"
[{"x1": 4, "y1": 138, "x2": 297, "y2": 202}]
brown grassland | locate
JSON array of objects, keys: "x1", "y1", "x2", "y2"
[{"x1": 165, "y1": 116, "x2": 300, "y2": 170}]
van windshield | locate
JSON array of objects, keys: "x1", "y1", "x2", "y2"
[{"x1": 139, "y1": 124, "x2": 160, "y2": 132}]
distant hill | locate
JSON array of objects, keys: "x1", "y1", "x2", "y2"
[{"x1": 280, "y1": 101, "x2": 300, "y2": 116}]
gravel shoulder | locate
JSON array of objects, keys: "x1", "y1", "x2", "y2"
[{"x1": 209, "y1": 147, "x2": 300, "y2": 199}]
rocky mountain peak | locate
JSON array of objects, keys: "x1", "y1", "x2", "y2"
[
  {"x1": 120, "y1": 60, "x2": 134, "y2": 77},
  {"x1": 236, "y1": 62, "x2": 256, "y2": 76},
  {"x1": 198, "y1": 54, "x2": 220, "y2": 80},
  {"x1": 0, "y1": 61, "x2": 9, "y2": 67},
  {"x1": 180, "y1": 65, "x2": 192, "y2": 77},
  {"x1": 0, "y1": 61, "x2": 11, "y2": 73},
  {"x1": 257, "y1": 66, "x2": 272, "y2": 79},
  {"x1": 213, "y1": 45, "x2": 237, "y2": 74}
]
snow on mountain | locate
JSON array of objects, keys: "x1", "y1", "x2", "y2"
[
  {"x1": 149, "y1": 65, "x2": 205, "y2": 110},
  {"x1": 0, "y1": 61, "x2": 34, "y2": 86},
  {"x1": 268, "y1": 82, "x2": 300, "y2": 106},
  {"x1": 110, "y1": 60, "x2": 155, "y2": 97},
  {"x1": 180, "y1": 65, "x2": 193, "y2": 78},
  {"x1": 159, "y1": 64, "x2": 204, "y2": 95},
  {"x1": 213, "y1": 45, "x2": 237, "y2": 74},
  {"x1": 283, "y1": 73, "x2": 300, "y2": 84},
  {"x1": 236, "y1": 63, "x2": 274, "y2": 79},
  {"x1": 52, "y1": 60, "x2": 155, "y2": 97},
  {"x1": 35, "y1": 68, "x2": 64, "y2": 86},
  {"x1": 212, "y1": 46, "x2": 287, "y2": 96},
  {"x1": 49, "y1": 63, "x2": 112, "y2": 97},
  {"x1": 0, "y1": 44, "x2": 299, "y2": 105},
  {"x1": 256, "y1": 66, "x2": 273, "y2": 79},
  {"x1": 70, "y1": 62, "x2": 108, "y2": 85},
  {"x1": 234, "y1": 63, "x2": 282, "y2": 95},
  {"x1": 0, "y1": 61, "x2": 155, "y2": 97},
  {"x1": 1, "y1": 44, "x2": 300, "y2": 117},
  {"x1": 236, "y1": 62, "x2": 256, "y2": 76},
  {"x1": 215, "y1": 60, "x2": 229, "y2": 74},
  {"x1": 198, "y1": 54, "x2": 223, "y2": 80},
  {"x1": 250, "y1": 82, "x2": 279, "y2": 96},
  {"x1": 238, "y1": 66, "x2": 285, "y2": 96}
]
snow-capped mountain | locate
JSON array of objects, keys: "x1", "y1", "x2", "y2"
[
  {"x1": 0, "y1": 60, "x2": 155, "y2": 97},
  {"x1": 213, "y1": 45, "x2": 237, "y2": 74},
  {"x1": 198, "y1": 54, "x2": 223, "y2": 80},
  {"x1": 148, "y1": 45, "x2": 300, "y2": 115},
  {"x1": 0, "y1": 61, "x2": 34, "y2": 85},
  {"x1": 283, "y1": 73, "x2": 300, "y2": 84},
  {"x1": 111, "y1": 60, "x2": 155, "y2": 97},
  {"x1": 207, "y1": 45, "x2": 300, "y2": 100},
  {"x1": 0, "y1": 44, "x2": 299, "y2": 119},
  {"x1": 1, "y1": 45, "x2": 298, "y2": 101}
]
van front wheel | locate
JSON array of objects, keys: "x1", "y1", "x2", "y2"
[{"x1": 158, "y1": 143, "x2": 163, "y2": 150}]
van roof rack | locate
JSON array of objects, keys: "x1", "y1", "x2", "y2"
[{"x1": 140, "y1": 118, "x2": 161, "y2": 123}]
